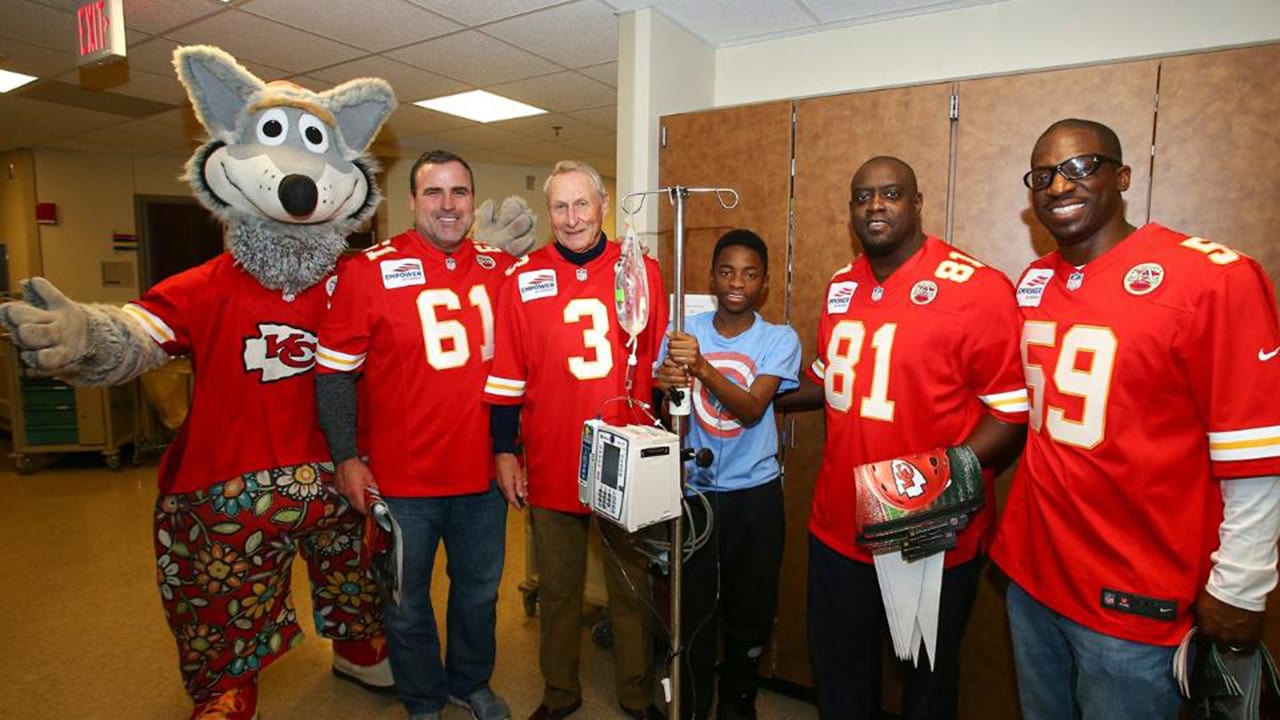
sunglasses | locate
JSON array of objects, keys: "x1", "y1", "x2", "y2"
[{"x1": 1023, "y1": 154, "x2": 1122, "y2": 190}]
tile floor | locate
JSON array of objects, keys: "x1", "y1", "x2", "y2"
[{"x1": 0, "y1": 452, "x2": 818, "y2": 720}]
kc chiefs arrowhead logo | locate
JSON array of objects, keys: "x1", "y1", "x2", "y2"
[{"x1": 243, "y1": 323, "x2": 317, "y2": 382}]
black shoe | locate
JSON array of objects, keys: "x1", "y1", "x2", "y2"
[
  {"x1": 526, "y1": 699, "x2": 582, "y2": 720},
  {"x1": 620, "y1": 704, "x2": 666, "y2": 720}
]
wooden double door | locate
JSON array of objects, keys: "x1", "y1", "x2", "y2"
[{"x1": 657, "y1": 42, "x2": 1280, "y2": 718}]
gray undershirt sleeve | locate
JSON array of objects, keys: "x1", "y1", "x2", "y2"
[{"x1": 315, "y1": 372, "x2": 359, "y2": 464}]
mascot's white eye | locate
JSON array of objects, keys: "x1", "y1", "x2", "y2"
[
  {"x1": 299, "y1": 114, "x2": 329, "y2": 153},
  {"x1": 256, "y1": 108, "x2": 289, "y2": 146}
]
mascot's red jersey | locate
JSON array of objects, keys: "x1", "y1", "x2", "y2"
[
  {"x1": 807, "y1": 236, "x2": 1028, "y2": 567},
  {"x1": 125, "y1": 254, "x2": 333, "y2": 494},
  {"x1": 993, "y1": 223, "x2": 1280, "y2": 646},
  {"x1": 483, "y1": 240, "x2": 668, "y2": 513},
  {"x1": 316, "y1": 232, "x2": 512, "y2": 497}
]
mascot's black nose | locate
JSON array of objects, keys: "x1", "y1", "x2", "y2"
[{"x1": 279, "y1": 174, "x2": 318, "y2": 217}]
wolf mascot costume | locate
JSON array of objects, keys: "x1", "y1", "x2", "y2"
[{"x1": 0, "y1": 46, "x2": 534, "y2": 719}]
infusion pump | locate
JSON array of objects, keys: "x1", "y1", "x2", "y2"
[{"x1": 578, "y1": 420, "x2": 682, "y2": 532}]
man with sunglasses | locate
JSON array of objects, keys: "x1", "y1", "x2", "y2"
[{"x1": 991, "y1": 118, "x2": 1280, "y2": 719}]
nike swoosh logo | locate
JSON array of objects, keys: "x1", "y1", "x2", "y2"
[{"x1": 1261, "y1": 347, "x2": 1280, "y2": 361}]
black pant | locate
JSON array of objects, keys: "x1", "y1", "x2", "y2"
[
  {"x1": 807, "y1": 534, "x2": 982, "y2": 720},
  {"x1": 680, "y1": 477, "x2": 785, "y2": 720}
]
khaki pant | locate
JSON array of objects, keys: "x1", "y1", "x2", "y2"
[{"x1": 530, "y1": 507, "x2": 654, "y2": 711}]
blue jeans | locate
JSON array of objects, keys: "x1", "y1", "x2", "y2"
[
  {"x1": 1006, "y1": 581, "x2": 1180, "y2": 720},
  {"x1": 384, "y1": 483, "x2": 507, "y2": 715}
]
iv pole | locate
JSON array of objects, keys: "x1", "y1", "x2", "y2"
[{"x1": 620, "y1": 185, "x2": 739, "y2": 720}]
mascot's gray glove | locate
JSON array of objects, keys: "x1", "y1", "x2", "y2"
[
  {"x1": 0, "y1": 277, "x2": 91, "y2": 375},
  {"x1": 474, "y1": 195, "x2": 537, "y2": 257}
]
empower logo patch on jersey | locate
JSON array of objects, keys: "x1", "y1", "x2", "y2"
[
  {"x1": 518, "y1": 270, "x2": 558, "y2": 301},
  {"x1": 1017, "y1": 269, "x2": 1055, "y2": 307},
  {"x1": 380, "y1": 259, "x2": 425, "y2": 289},
  {"x1": 243, "y1": 323, "x2": 317, "y2": 382},
  {"x1": 827, "y1": 281, "x2": 858, "y2": 314}
]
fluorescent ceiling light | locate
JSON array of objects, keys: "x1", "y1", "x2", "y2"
[
  {"x1": 0, "y1": 69, "x2": 37, "y2": 93},
  {"x1": 414, "y1": 90, "x2": 546, "y2": 123}
]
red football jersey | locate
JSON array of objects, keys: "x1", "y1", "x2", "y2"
[
  {"x1": 806, "y1": 236, "x2": 1029, "y2": 566},
  {"x1": 315, "y1": 231, "x2": 513, "y2": 497},
  {"x1": 124, "y1": 254, "x2": 333, "y2": 495},
  {"x1": 992, "y1": 223, "x2": 1280, "y2": 646},
  {"x1": 483, "y1": 241, "x2": 669, "y2": 513}
]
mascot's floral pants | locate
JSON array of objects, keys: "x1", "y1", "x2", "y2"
[{"x1": 152, "y1": 462, "x2": 382, "y2": 703}]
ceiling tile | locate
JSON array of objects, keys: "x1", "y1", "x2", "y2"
[
  {"x1": 69, "y1": 119, "x2": 199, "y2": 153},
  {"x1": 566, "y1": 132, "x2": 614, "y2": 156},
  {"x1": 241, "y1": 0, "x2": 460, "y2": 53},
  {"x1": 482, "y1": 0, "x2": 618, "y2": 68},
  {"x1": 565, "y1": 104, "x2": 616, "y2": 131},
  {"x1": 394, "y1": 132, "x2": 480, "y2": 156},
  {"x1": 165, "y1": 9, "x2": 365, "y2": 73},
  {"x1": 65, "y1": 65, "x2": 188, "y2": 105},
  {"x1": 576, "y1": 61, "x2": 616, "y2": 87},
  {"x1": 387, "y1": 30, "x2": 560, "y2": 86},
  {"x1": 490, "y1": 71, "x2": 614, "y2": 113},
  {"x1": 309, "y1": 56, "x2": 467, "y2": 102},
  {"x1": 125, "y1": 37, "x2": 290, "y2": 83},
  {"x1": 382, "y1": 104, "x2": 474, "y2": 136},
  {"x1": 433, "y1": 124, "x2": 530, "y2": 150},
  {"x1": 0, "y1": 38, "x2": 79, "y2": 78},
  {"x1": 501, "y1": 140, "x2": 580, "y2": 164},
  {"x1": 798, "y1": 0, "x2": 1005, "y2": 25},
  {"x1": 631, "y1": 0, "x2": 815, "y2": 45},
  {"x1": 120, "y1": 0, "x2": 227, "y2": 35},
  {"x1": 0, "y1": 93, "x2": 129, "y2": 139},
  {"x1": 0, "y1": 1, "x2": 75, "y2": 51},
  {"x1": 493, "y1": 112, "x2": 612, "y2": 143},
  {"x1": 403, "y1": 0, "x2": 567, "y2": 27}
]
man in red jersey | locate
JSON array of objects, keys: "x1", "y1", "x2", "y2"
[
  {"x1": 991, "y1": 119, "x2": 1280, "y2": 719},
  {"x1": 780, "y1": 156, "x2": 1028, "y2": 720},
  {"x1": 317, "y1": 150, "x2": 532, "y2": 720},
  {"x1": 484, "y1": 160, "x2": 668, "y2": 720}
]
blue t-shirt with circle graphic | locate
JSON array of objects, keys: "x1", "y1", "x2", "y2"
[{"x1": 660, "y1": 311, "x2": 800, "y2": 493}]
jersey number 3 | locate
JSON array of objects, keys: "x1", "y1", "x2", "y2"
[{"x1": 1022, "y1": 321, "x2": 1117, "y2": 448}]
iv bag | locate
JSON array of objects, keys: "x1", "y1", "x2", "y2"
[{"x1": 615, "y1": 224, "x2": 650, "y2": 339}]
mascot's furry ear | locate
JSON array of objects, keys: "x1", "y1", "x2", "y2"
[
  {"x1": 173, "y1": 45, "x2": 264, "y2": 143},
  {"x1": 173, "y1": 44, "x2": 395, "y2": 157}
]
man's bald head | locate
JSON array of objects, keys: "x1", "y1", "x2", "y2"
[{"x1": 851, "y1": 156, "x2": 919, "y2": 197}]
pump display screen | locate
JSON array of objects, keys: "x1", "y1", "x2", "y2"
[{"x1": 601, "y1": 442, "x2": 622, "y2": 490}]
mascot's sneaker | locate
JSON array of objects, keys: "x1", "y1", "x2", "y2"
[
  {"x1": 331, "y1": 638, "x2": 396, "y2": 694},
  {"x1": 191, "y1": 682, "x2": 258, "y2": 720}
]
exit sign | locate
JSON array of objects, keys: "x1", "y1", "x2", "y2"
[{"x1": 76, "y1": 0, "x2": 126, "y2": 67}]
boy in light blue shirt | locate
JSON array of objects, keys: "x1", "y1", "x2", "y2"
[{"x1": 657, "y1": 229, "x2": 800, "y2": 720}]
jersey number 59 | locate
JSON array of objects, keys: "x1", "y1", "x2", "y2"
[{"x1": 1022, "y1": 321, "x2": 1117, "y2": 448}]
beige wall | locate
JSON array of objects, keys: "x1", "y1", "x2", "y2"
[
  {"x1": 616, "y1": 9, "x2": 715, "y2": 246},
  {"x1": 0, "y1": 149, "x2": 41, "y2": 294},
  {"x1": 23, "y1": 150, "x2": 189, "y2": 303},
  {"x1": 382, "y1": 156, "x2": 617, "y2": 251}
]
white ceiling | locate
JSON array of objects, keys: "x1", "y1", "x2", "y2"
[{"x1": 0, "y1": 0, "x2": 1008, "y2": 174}]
